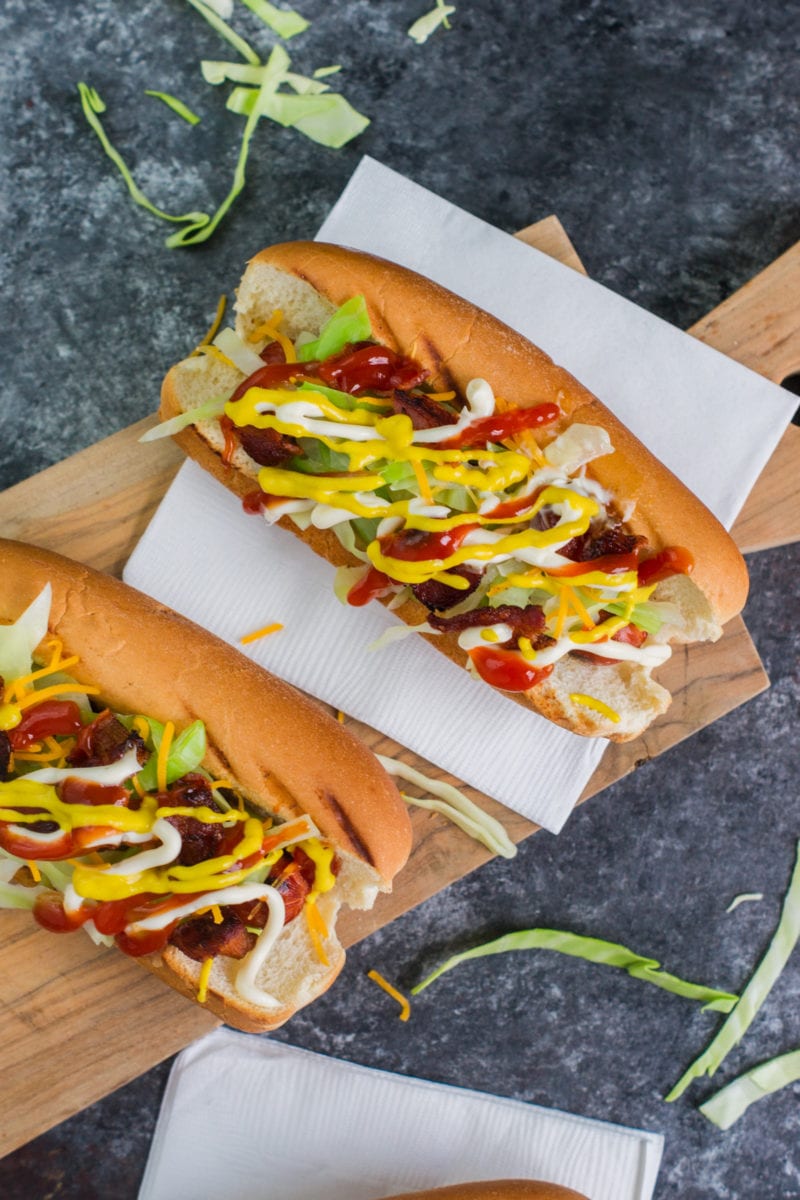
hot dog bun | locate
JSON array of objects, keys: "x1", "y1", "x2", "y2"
[
  {"x1": 160, "y1": 242, "x2": 748, "y2": 742},
  {"x1": 382, "y1": 1183, "x2": 589, "y2": 1199},
  {"x1": 0, "y1": 538, "x2": 411, "y2": 1032}
]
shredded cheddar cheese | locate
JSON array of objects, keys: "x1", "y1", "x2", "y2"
[
  {"x1": 197, "y1": 956, "x2": 214, "y2": 1003},
  {"x1": 192, "y1": 293, "x2": 227, "y2": 354},
  {"x1": 411, "y1": 458, "x2": 434, "y2": 504},
  {"x1": 367, "y1": 969, "x2": 411, "y2": 1021},
  {"x1": 305, "y1": 897, "x2": 330, "y2": 966},
  {"x1": 570, "y1": 693, "x2": 621, "y2": 723},
  {"x1": 195, "y1": 343, "x2": 238, "y2": 371},
  {"x1": 250, "y1": 310, "x2": 297, "y2": 363},
  {"x1": 239, "y1": 622, "x2": 284, "y2": 645},
  {"x1": 25, "y1": 860, "x2": 41, "y2": 883},
  {"x1": 156, "y1": 721, "x2": 175, "y2": 793}
]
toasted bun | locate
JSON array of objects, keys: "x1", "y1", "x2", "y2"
[
  {"x1": 161, "y1": 242, "x2": 749, "y2": 741},
  {"x1": 382, "y1": 1182, "x2": 589, "y2": 1200},
  {"x1": 0, "y1": 538, "x2": 411, "y2": 1032}
]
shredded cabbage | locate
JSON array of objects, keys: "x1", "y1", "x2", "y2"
[
  {"x1": 0, "y1": 584, "x2": 51, "y2": 682},
  {"x1": 411, "y1": 928, "x2": 740, "y2": 1010},
  {"x1": 240, "y1": 0, "x2": 309, "y2": 39},
  {"x1": 76, "y1": 84, "x2": 212, "y2": 233},
  {"x1": 666, "y1": 841, "x2": 800, "y2": 1102},
  {"x1": 368, "y1": 623, "x2": 436, "y2": 652},
  {"x1": 377, "y1": 756, "x2": 516, "y2": 860},
  {"x1": 185, "y1": 0, "x2": 261, "y2": 63},
  {"x1": 139, "y1": 396, "x2": 227, "y2": 443},
  {"x1": 699, "y1": 1048, "x2": 800, "y2": 1129},
  {"x1": 166, "y1": 47, "x2": 286, "y2": 248},
  {"x1": 726, "y1": 892, "x2": 764, "y2": 913},
  {"x1": 144, "y1": 90, "x2": 201, "y2": 125},
  {"x1": 408, "y1": 0, "x2": 457, "y2": 44}
]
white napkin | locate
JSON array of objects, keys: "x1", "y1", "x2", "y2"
[
  {"x1": 137, "y1": 1027, "x2": 664, "y2": 1200},
  {"x1": 124, "y1": 158, "x2": 795, "y2": 834}
]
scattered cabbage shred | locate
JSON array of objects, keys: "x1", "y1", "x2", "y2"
[
  {"x1": 408, "y1": 0, "x2": 457, "y2": 44},
  {"x1": 666, "y1": 841, "x2": 800, "y2": 1102},
  {"x1": 411, "y1": 928, "x2": 740, "y2": 1010},
  {"x1": 77, "y1": 1, "x2": 367, "y2": 247}
]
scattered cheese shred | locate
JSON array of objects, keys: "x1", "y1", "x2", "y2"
[
  {"x1": 552, "y1": 588, "x2": 569, "y2": 639},
  {"x1": 194, "y1": 343, "x2": 238, "y2": 370},
  {"x1": 157, "y1": 721, "x2": 175, "y2": 793},
  {"x1": 411, "y1": 459, "x2": 434, "y2": 504},
  {"x1": 570, "y1": 693, "x2": 621, "y2": 723},
  {"x1": 211, "y1": 904, "x2": 223, "y2": 925},
  {"x1": 192, "y1": 294, "x2": 227, "y2": 353},
  {"x1": 25, "y1": 860, "x2": 41, "y2": 883},
  {"x1": 6, "y1": 653, "x2": 80, "y2": 701},
  {"x1": 250, "y1": 309, "x2": 297, "y2": 363},
  {"x1": 197, "y1": 956, "x2": 214, "y2": 1004},
  {"x1": 239, "y1": 622, "x2": 284, "y2": 645},
  {"x1": 336, "y1": 710, "x2": 346, "y2": 724},
  {"x1": 367, "y1": 969, "x2": 411, "y2": 1021},
  {"x1": 305, "y1": 897, "x2": 330, "y2": 966},
  {"x1": 132, "y1": 716, "x2": 150, "y2": 741},
  {"x1": 14, "y1": 683, "x2": 100, "y2": 711},
  {"x1": 564, "y1": 585, "x2": 595, "y2": 629}
]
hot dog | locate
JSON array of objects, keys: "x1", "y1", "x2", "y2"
[
  {"x1": 0, "y1": 538, "x2": 411, "y2": 1033},
  {"x1": 156, "y1": 241, "x2": 749, "y2": 742},
  {"x1": 383, "y1": 1183, "x2": 589, "y2": 1199}
]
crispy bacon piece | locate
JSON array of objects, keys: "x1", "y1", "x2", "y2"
[
  {"x1": 561, "y1": 525, "x2": 646, "y2": 563},
  {"x1": 259, "y1": 338, "x2": 287, "y2": 365},
  {"x1": 170, "y1": 912, "x2": 257, "y2": 962},
  {"x1": 412, "y1": 567, "x2": 481, "y2": 611},
  {"x1": 236, "y1": 423, "x2": 301, "y2": 467},
  {"x1": 390, "y1": 389, "x2": 456, "y2": 430},
  {"x1": 67, "y1": 710, "x2": 148, "y2": 768},
  {"x1": 158, "y1": 773, "x2": 236, "y2": 867},
  {"x1": 428, "y1": 603, "x2": 552, "y2": 649}
]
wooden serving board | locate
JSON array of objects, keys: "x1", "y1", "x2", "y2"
[{"x1": 1, "y1": 219, "x2": 798, "y2": 1158}]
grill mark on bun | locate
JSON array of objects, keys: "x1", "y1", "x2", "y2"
[{"x1": 321, "y1": 790, "x2": 375, "y2": 866}]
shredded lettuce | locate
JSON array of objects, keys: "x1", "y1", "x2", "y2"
[
  {"x1": 333, "y1": 565, "x2": 369, "y2": 605},
  {"x1": 240, "y1": 0, "x2": 309, "y2": 39},
  {"x1": 144, "y1": 90, "x2": 201, "y2": 125},
  {"x1": 135, "y1": 719, "x2": 207, "y2": 792},
  {"x1": 408, "y1": 0, "x2": 457, "y2": 45},
  {"x1": 297, "y1": 380, "x2": 358, "y2": 412},
  {"x1": 332, "y1": 521, "x2": 370, "y2": 564},
  {"x1": 351, "y1": 517, "x2": 382, "y2": 546},
  {"x1": 297, "y1": 296, "x2": 371, "y2": 362},
  {"x1": 0, "y1": 584, "x2": 51, "y2": 682},
  {"x1": 185, "y1": 0, "x2": 261, "y2": 64},
  {"x1": 699, "y1": 1048, "x2": 800, "y2": 1129},
  {"x1": 411, "y1": 928, "x2": 740, "y2": 1011},
  {"x1": 313, "y1": 65, "x2": 341, "y2": 79},
  {"x1": 290, "y1": 439, "x2": 353, "y2": 475},
  {"x1": 0, "y1": 858, "x2": 45, "y2": 911},
  {"x1": 605, "y1": 599, "x2": 666, "y2": 634},
  {"x1": 666, "y1": 841, "x2": 800, "y2": 1102},
  {"x1": 139, "y1": 396, "x2": 227, "y2": 443}
]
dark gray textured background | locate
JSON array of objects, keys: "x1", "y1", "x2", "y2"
[{"x1": 1, "y1": 1, "x2": 799, "y2": 1197}]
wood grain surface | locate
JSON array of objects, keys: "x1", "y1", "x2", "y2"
[{"x1": 0, "y1": 216, "x2": 795, "y2": 1156}]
